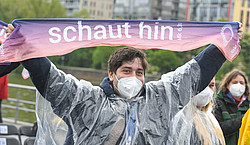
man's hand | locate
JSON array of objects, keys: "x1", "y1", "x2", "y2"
[
  {"x1": 238, "y1": 22, "x2": 243, "y2": 40},
  {"x1": 6, "y1": 24, "x2": 15, "y2": 38}
]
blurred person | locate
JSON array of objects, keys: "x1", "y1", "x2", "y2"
[
  {"x1": 0, "y1": 23, "x2": 243, "y2": 145},
  {"x1": 168, "y1": 78, "x2": 225, "y2": 145},
  {"x1": 238, "y1": 108, "x2": 250, "y2": 145},
  {"x1": 214, "y1": 69, "x2": 250, "y2": 145},
  {"x1": 0, "y1": 75, "x2": 8, "y2": 123}
]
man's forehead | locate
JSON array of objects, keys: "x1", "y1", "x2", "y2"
[{"x1": 121, "y1": 58, "x2": 143, "y2": 69}]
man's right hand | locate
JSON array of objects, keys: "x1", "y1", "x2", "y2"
[
  {"x1": 0, "y1": 24, "x2": 20, "y2": 77},
  {"x1": 6, "y1": 24, "x2": 15, "y2": 38}
]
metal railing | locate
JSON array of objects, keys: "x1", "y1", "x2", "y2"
[{"x1": 2, "y1": 83, "x2": 36, "y2": 124}]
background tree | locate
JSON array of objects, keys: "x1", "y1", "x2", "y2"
[
  {"x1": 49, "y1": 47, "x2": 96, "y2": 68},
  {"x1": 71, "y1": 9, "x2": 89, "y2": 18},
  {"x1": 239, "y1": 33, "x2": 250, "y2": 77},
  {"x1": 146, "y1": 49, "x2": 182, "y2": 74},
  {"x1": 92, "y1": 46, "x2": 123, "y2": 70}
]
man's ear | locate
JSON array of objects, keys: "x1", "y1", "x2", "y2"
[{"x1": 108, "y1": 70, "x2": 114, "y2": 81}]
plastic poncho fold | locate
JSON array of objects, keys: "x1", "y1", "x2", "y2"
[
  {"x1": 167, "y1": 98, "x2": 225, "y2": 145},
  {"x1": 34, "y1": 59, "x2": 201, "y2": 145}
]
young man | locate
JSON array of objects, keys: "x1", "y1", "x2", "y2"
[{"x1": 0, "y1": 24, "x2": 243, "y2": 145}]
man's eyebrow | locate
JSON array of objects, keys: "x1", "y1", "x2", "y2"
[
  {"x1": 121, "y1": 67, "x2": 132, "y2": 69},
  {"x1": 121, "y1": 67, "x2": 144, "y2": 71}
]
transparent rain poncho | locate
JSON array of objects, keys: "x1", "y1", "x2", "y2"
[
  {"x1": 33, "y1": 59, "x2": 204, "y2": 145},
  {"x1": 34, "y1": 91, "x2": 68, "y2": 145},
  {"x1": 167, "y1": 97, "x2": 225, "y2": 145}
]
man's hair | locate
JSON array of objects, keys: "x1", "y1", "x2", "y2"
[
  {"x1": 108, "y1": 47, "x2": 148, "y2": 74},
  {"x1": 219, "y1": 69, "x2": 249, "y2": 96}
]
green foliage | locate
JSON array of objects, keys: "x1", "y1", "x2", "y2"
[
  {"x1": 65, "y1": 47, "x2": 96, "y2": 67},
  {"x1": 71, "y1": 9, "x2": 89, "y2": 18},
  {"x1": 175, "y1": 45, "x2": 207, "y2": 63},
  {"x1": 217, "y1": 18, "x2": 229, "y2": 22},
  {"x1": 0, "y1": 0, "x2": 66, "y2": 23},
  {"x1": 49, "y1": 47, "x2": 96, "y2": 68},
  {"x1": 216, "y1": 56, "x2": 245, "y2": 80},
  {"x1": 48, "y1": 55, "x2": 62, "y2": 66},
  {"x1": 145, "y1": 45, "x2": 207, "y2": 74},
  {"x1": 239, "y1": 33, "x2": 250, "y2": 77},
  {"x1": 92, "y1": 46, "x2": 123, "y2": 70},
  {"x1": 146, "y1": 49, "x2": 182, "y2": 73}
]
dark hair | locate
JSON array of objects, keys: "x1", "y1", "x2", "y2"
[
  {"x1": 108, "y1": 47, "x2": 148, "y2": 73},
  {"x1": 219, "y1": 69, "x2": 249, "y2": 96}
]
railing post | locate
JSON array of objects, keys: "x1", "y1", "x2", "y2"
[{"x1": 14, "y1": 88, "x2": 21, "y2": 124}]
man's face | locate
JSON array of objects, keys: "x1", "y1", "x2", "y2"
[{"x1": 108, "y1": 57, "x2": 145, "y2": 93}]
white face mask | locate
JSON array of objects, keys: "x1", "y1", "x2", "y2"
[
  {"x1": 229, "y1": 83, "x2": 245, "y2": 98},
  {"x1": 193, "y1": 87, "x2": 214, "y2": 107},
  {"x1": 114, "y1": 75, "x2": 143, "y2": 99}
]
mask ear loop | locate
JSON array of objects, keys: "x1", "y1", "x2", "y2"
[{"x1": 113, "y1": 74, "x2": 119, "y2": 92}]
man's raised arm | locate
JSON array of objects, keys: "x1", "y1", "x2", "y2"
[
  {"x1": 21, "y1": 57, "x2": 51, "y2": 96},
  {"x1": 5, "y1": 24, "x2": 52, "y2": 96},
  {"x1": 0, "y1": 62, "x2": 20, "y2": 77},
  {"x1": 194, "y1": 22, "x2": 243, "y2": 92}
]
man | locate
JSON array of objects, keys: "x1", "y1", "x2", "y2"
[{"x1": 0, "y1": 24, "x2": 243, "y2": 145}]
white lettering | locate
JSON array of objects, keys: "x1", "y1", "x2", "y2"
[
  {"x1": 177, "y1": 33, "x2": 182, "y2": 40},
  {"x1": 63, "y1": 26, "x2": 76, "y2": 42},
  {"x1": 78, "y1": 21, "x2": 91, "y2": 41},
  {"x1": 49, "y1": 27, "x2": 62, "y2": 43},
  {"x1": 154, "y1": 22, "x2": 159, "y2": 40},
  {"x1": 94, "y1": 25, "x2": 107, "y2": 39},
  {"x1": 0, "y1": 44, "x2": 4, "y2": 56},
  {"x1": 231, "y1": 44, "x2": 237, "y2": 53},
  {"x1": 161, "y1": 26, "x2": 173, "y2": 40},
  {"x1": 48, "y1": 21, "x2": 175, "y2": 43},
  {"x1": 122, "y1": 23, "x2": 132, "y2": 38},
  {"x1": 177, "y1": 23, "x2": 183, "y2": 40},
  {"x1": 0, "y1": 26, "x2": 6, "y2": 38},
  {"x1": 221, "y1": 24, "x2": 233, "y2": 46},
  {"x1": 139, "y1": 22, "x2": 152, "y2": 39},
  {"x1": 108, "y1": 25, "x2": 122, "y2": 38}
]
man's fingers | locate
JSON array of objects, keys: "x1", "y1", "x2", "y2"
[
  {"x1": 6, "y1": 24, "x2": 14, "y2": 33},
  {"x1": 6, "y1": 28, "x2": 13, "y2": 34},
  {"x1": 8, "y1": 24, "x2": 14, "y2": 31},
  {"x1": 6, "y1": 33, "x2": 11, "y2": 38},
  {"x1": 5, "y1": 24, "x2": 15, "y2": 38}
]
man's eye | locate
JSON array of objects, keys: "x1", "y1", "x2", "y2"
[
  {"x1": 123, "y1": 70, "x2": 130, "y2": 73},
  {"x1": 137, "y1": 72, "x2": 143, "y2": 75}
]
